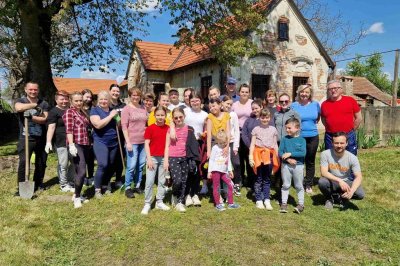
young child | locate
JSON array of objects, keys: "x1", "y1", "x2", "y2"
[
  {"x1": 249, "y1": 109, "x2": 279, "y2": 210},
  {"x1": 221, "y1": 96, "x2": 241, "y2": 196},
  {"x1": 164, "y1": 107, "x2": 199, "y2": 213},
  {"x1": 141, "y1": 106, "x2": 170, "y2": 215},
  {"x1": 278, "y1": 117, "x2": 306, "y2": 214},
  {"x1": 208, "y1": 130, "x2": 240, "y2": 211}
]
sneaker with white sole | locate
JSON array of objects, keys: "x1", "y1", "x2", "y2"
[
  {"x1": 294, "y1": 204, "x2": 304, "y2": 214},
  {"x1": 73, "y1": 197, "x2": 82, "y2": 208},
  {"x1": 215, "y1": 204, "x2": 226, "y2": 211},
  {"x1": 256, "y1": 200, "x2": 265, "y2": 209},
  {"x1": 192, "y1": 194, "x2": 201, "y2": 206},
  {"x1": 155, "y1": 201, "x2": 170, "y2": 211},
  {"x1": 175, "y1": 203, "x2": 186, "y2": 212},
  {"x1": 61, "y1": 186, "x2": 71, "y2": 193},
  {"x1": 199, "y1": 184, "x2": 208, "y2": 195},
  {"x1": 234, "y1": 184, "x2": 241, "y2": 196},
  {"x1": 325, "y1": 199, "x2": 334, "y2": 210},
  {"x1": 264, "y1": 200, "x2": 273, "y2": 211},
  {"x1": 185, "y1": 195, "x2": 193, "y2": 207},
  {"x1": 95, "y1": 189, "x2": 103, "y2": 199},
  {"x1": 141, "y1": 204, "x2": 151, "y2": 215},
  {"x1": 305, "y1": 187, "x2": 313, "y2": 195},
  {"x1": 280, "y1": 203, "x2": 288, "y2": 213},
  {"x1": 228, "y1": 203, "x2": 240, "y2": 209}
]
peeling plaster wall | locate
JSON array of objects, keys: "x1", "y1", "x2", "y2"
[{"x1": 231, "y1": 0, "x2": 330, "y2": 102}]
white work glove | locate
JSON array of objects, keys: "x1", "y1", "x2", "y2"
[
  {"x1": 249, "y1": 156, "x2": 255, "y2": 167},
  {"x1": 69, "y1": 143, "x2": 78, "y2": 157},
  {"x1": 45, "y1": 142, "x2": 53, "y2": 154}
]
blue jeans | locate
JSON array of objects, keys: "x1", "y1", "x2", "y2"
[
  {"x1": 325, "y1": 130, "x2": 357, "y2": 155},
  {"x1": 93, "y1": 141, "x2": 118, "y2": 189},
  {"x1": 125, "y1": 143, "x2": 146, "y2": 189}
]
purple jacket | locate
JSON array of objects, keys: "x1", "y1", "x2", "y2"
[{"x1": 241, "y1": 116, "x2": 261, "y2": 148}]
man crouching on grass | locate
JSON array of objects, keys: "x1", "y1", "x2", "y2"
[{"x1": 318, "y1": 132, "x2": 365, "y2": 210}]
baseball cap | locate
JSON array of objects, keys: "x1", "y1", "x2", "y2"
[{"x1": 227, "y1": 77, "x2": 237, "y2": 85}]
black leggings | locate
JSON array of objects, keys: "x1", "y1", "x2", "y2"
[
  {"x1": 73, "y1": 144, "x2": 90, "y2": 197},
  {"x1": 304, "y1": 135, "x2": 319, "y2": 188},
  {"x1": 230, "y1": 142, "x2": 241, "y2": 186},
  {"x1": 238, "y1": 138, "x2": 254, "y2": 188},
  {"x1": 169, "y1": 157, "x2": 188, "y2": 203}
]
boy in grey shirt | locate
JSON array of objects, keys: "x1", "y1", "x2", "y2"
[{"x1": 319, "y1": 132, "x2": 365, "y2": 210}]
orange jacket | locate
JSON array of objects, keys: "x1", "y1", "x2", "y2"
[{"x1": 252, "y1": 146, "x2": 280, "y2": 174}]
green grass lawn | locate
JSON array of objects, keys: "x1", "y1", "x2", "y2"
[{"x1": 0, "y1": 147, "x2": 399, "y2": 265}]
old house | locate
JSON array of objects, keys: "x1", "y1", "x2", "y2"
[{"x1": 125, "y1": 0, "x2": 335, "y2": 101}]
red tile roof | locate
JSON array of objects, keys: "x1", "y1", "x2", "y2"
[
  {"x1": 135, "y1": 41, "x2": 211, "y2": 71},
  {"x1": 351, "y1": 76, "x2": 392, "y2": 105},
  {"x1": 53, "y1": 78, "x2": 119, "y2": 95}
]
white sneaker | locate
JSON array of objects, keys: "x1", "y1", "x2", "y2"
[
  {"x1": 171, "y1": 195, "x2": 178, "y2": 207},
  {"x1": 74, "y1": 197, "x2": 82, "y2": 208},
  {"x1": 155, "y1": 201, "x2": 170, "y2": 211},
  {"x1": 185, "y1": 195, "x2": 193, "y2": 207},
  {"x1": 61, "y1": 186, "x2": 70, "y2": 193},
  {"x1": 256, "y1": 200, "x2": 265, "y2": 209},
  {"x1": 68, "y1": 186, "x2": 75, "y2": 193},
  {"x1": 264, "y1": 200, "x2": 273, "y2": 211},
  {"x1": 141, "y1": 204, "x2": 151, "y2": 215},
  {"x1": 192, "y1": 194, "x2": 201, "y2": 206},
  {"x1": 175, "y1": 203, "x2": 186, "y2": 212}
]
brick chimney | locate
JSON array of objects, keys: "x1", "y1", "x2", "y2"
[{"x1": 340, "y1": 76, "x2": 354, "y2": 96}]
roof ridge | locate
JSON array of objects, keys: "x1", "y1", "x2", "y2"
[{"x1": 168, "y1": 45, "x2": 187, "y2": 71}]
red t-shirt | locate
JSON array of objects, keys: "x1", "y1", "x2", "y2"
[
  {"x1": 144, "y1": 124, "x2": 169, "y2": 157},
  {"x1": 321, "y1": 96, "x2": 361, "y2": 133}
]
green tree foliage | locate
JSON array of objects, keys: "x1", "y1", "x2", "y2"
[{"x1": 345, "y1": 53, "x2": 397, "y2": 95}]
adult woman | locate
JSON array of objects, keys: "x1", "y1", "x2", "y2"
[
  {"x1": 63, "y1": 92, "x2": 92, "y2": 208},
  {"x1": 183, "y1": 91, "x2": 208, "y2": 206},
  {"x1": 232, "y1": 84, "x2": 253, "y2": 187},
  {"x1": 46, "y1": 90, "x2": 74, "y2": 192},
  {"x1": 90, "y1": 90, "x2": 119, "y2": 198},
  {"x1": 109, "y1": 84, "x2": 126, "y2": 188},
  {"x1": 274, "y1": 93, "x2": 300, "y2": 142},
  {"x1": 263, "y1": 89, "x2": 278, "y2": 126},
  {"x1": 121, "y1": 88, "x2": 148, "y2": 198},
  {"x1": 183, "y1": 88, "x2": 195, "y2": 108},
  {"x1": 81, "y1": 89, "x2": 95, "y2": 185},
  {"x1": 291, "y1": 84, "x2": 320, "y2": 194}
]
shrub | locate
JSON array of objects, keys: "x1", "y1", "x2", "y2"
[
  {"x1": 386, "y1": 135, "x2": 400, "y2": 147},
  {"x1": 357, "y1": 127, "x2": 380, "y2": 149}
]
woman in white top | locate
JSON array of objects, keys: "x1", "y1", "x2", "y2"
[{"x1": 183, "y1": 91, "x2": 208, "y2": 206}]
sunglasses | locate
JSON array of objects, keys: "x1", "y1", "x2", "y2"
[{"x1": 279, "y1": 100, "x2": 289, "y2": 104}]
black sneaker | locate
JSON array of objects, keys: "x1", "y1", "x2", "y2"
[
  {"x1": 134, "y1": 188, "x2": 144, "y2": 194},
  {"x1": 294, "y1": 204, "x2": 304, "y2": 214},
  {"x1": 125, "y1": 188, "x2": 135, "y2": 198},
  {"x1": 280, "y1": 203, "x2": 288, "y2": 213}
]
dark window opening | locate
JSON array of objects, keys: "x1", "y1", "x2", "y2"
[
  {"x1": 292, "y1": 77, "x2": 309, "y2": 100},
  {"x1": 278, "y1": 22, "x2": 289, "y2": 41},
  {"x1": 201, "y1": 76, "x2": 212, "y2": 101},
  {"x1": 251, "y1": 74, "x2": 270, "y2": 100},
  {"x1": 153, "y1": 83, "x2": 165, "y2": 102}
]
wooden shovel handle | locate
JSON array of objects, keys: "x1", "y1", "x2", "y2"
[{"x1": 24, "y1": 117, "x2": 29, "y2": 182}]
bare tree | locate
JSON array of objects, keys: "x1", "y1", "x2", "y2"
[{"x1": 295, "y1": 0, "x2": 366, "y2": 57}]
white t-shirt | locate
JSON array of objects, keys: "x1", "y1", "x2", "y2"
[
  {"x1": 184, "y1": 108, "x2": 208, "y2": 139},
  {"x1": 229, "y1": 111, "x2": 240, "y2": 151},
  {"x1": 168, "y1": 102, "x2": 185, "y2": 111},
  {"x1": 208, "y1": 145, "x2": 232, "y2": 174}
]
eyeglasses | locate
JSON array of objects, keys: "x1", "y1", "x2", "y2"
[
  {"x1": 173, "y1": 116, "x2": 184, "y2": 120},
  {"x1": 328, "y1": 87, "x2": 342, "y2": 91},
  {"x1": 279, "y1": 100, "x2": 289, "y2": 104}
]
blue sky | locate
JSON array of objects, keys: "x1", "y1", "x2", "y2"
[{"x1": 17, "y1": 0, "x2": 400, "y2": 85}]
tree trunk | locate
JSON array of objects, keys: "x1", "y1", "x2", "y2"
[{"x1": 18, "y1": 0, "x2": 57, "y2": 104}]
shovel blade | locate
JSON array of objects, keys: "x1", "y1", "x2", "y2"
[{"x1": 19, "y1": 181, "x2": 35, "y2": 199}]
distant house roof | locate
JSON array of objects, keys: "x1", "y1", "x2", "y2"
[
  {"x1": 351, "y1": 76, "x2": 392, "y2": 105},
  {"x1": 135, "y1": 41, "x2": 211, "y2": 71},
  {"x1": 53, "y1": 78, "x2": 120, "y2": 95}
]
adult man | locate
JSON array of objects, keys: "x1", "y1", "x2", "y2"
[
  {"x1": 321, "y1": 80, "x2": 362, "y2": 155},
  {"x1": 167, "y1": 89, "x2": 185, "y2": 111},
  {"x1": 318, "y1": 132, "x2": 365, "y2": 210},
  {"x1": 221, "y1": 76, "x2": 240, "y2": 102},
  {"x1": 14, "y1": 82, "x2": 49, "y2": 194}
]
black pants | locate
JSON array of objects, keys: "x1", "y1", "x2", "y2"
[
  {"x1": 17, "y1": 137, "x2": 47, "y2": 189},
  {"x1": 73, "y1": 144, "x2": 90, "y2": 197},
  {"x1": 304, "y1": 135, "x2": 319, "y2": 188},
  {"x1": 86, "y1": 145, "x2": 95, "y2": 179},
  {"x1": 238, "y1": 138, "x2": 254, "y2": 188},
  {"x1": 169, "y1": 157, "x2": 188, "y2": 203},
  {"x1": 230, "y1": 142, "x2": 241, "y2": 186},
  {"x1": 185, "y1": 161, "x2": 201, "y2": 197}
]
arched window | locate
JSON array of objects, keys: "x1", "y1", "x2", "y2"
[{"x1": 278, "y1": 17, "x2": 289, "y2": 41}]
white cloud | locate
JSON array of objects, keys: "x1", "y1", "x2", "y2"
[
  {"x1": 134, "y1": 0, "x2": 160, "y2": 13},
  {"x1": 336, "y1": 68, "x2": 346, "y2": 75},
  {"x1": 384, "y1": 71, "x2": 392, "y2": 80},
  {"x1": 80, "y1": 69, "x2": 117, "y2": 80},
  {"x1": 365, "y1": 22, "x2": 384, "y2": 35}
]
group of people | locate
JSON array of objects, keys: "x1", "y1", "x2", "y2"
[{"x1": 14, "y1": 78, "x2": 365, "y2": 213}]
